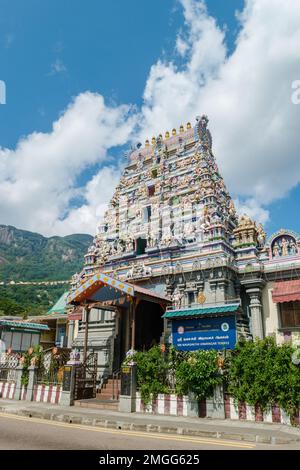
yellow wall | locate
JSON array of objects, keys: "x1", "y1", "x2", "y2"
[
  {"x1": 262, "y1": 281, "x2": 282, "y2": 343},
  {"x1": 262, "y1": 281, "x2": 300, "y2": 345}
]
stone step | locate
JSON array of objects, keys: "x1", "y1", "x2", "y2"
[
  {"x1": 97, "y1": 389, "x2": 120, "y2": 396},
  {"x1": 102, "y1": 382, "x2": 120, "y2": 389},
  {"x1": 96, "y1": 393, "x2": 117, "y2": 400},
  {"x1": 74, "y1": 399, "x2": 119, "y2": 411},
  {"x1": 104, "y1": 379, "x2": 121, "y2": 386},
  {"x1": 98, "y1": 379, "x2": 121, "y2": 397}
]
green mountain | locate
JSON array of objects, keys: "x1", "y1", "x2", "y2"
[{"x1": 0, "y1": 225, "x2": 92, "y2": 316}]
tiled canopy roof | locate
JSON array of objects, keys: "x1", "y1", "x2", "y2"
[{"x1": 163, "y1": 303, "x2": 240, "y2": 319}]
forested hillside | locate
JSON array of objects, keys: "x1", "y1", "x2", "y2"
[{"x1": 0, "y1": 225, "x2": 92, "y2": 316}]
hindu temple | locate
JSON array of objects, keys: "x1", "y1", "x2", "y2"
[{"x1": 67, "y1": 115, "x2": 300, "y2": 384}]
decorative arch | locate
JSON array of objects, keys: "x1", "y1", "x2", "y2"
[{"x1": 267, "y1": 229, "x2": 299, "y2": 259}]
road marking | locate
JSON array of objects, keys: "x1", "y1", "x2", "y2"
[{"x1": 0, "y1": 412, "x2": 256, "y2": 449}]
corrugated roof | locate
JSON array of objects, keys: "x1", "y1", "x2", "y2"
[
  {"x1": 28, "y1": 313, "x2": 67, "y2": 322},
  {"x1": 47, "y1": 291, "x2": 69, "y2": 315},
  {"x1": 0, "y1": 319, "x2": 49, "y2": 331},
  {"x1": 162, "y1": 304, "x2": 240, "y2": 319}
]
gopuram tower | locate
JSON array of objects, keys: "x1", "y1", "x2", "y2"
[
  {"x1": 83, "y1": 116, "x2": 238, "y2": 305},
  {"x1": 83, "y1": 115, "x2": 239, "y2": 282},
  {"x1": 69, "y1": 115, "x2": 257, "y2": 379}
]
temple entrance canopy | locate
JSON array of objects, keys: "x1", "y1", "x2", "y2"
[{"x1": 67, "y1": 272, "x2": 171, "y2": 360}]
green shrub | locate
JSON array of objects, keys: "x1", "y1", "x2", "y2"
[
  {"x1": 21, "y1": 345, "x2": 44, "y2": 386},
  {"x1": 131, "y1": 346, "x2": 169, "y2": 405},
  {"x1": 227, "y1": 337, "x2": 300, "y2": 420},
  {"x1": 175, "y1": 349, "x2": 222, "y2": 400}
]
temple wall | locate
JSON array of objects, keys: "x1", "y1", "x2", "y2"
[
  {"x1": 261, "y1": 282, "x2": 281, "y2": 342},
  {"x1": 260, "y1": 281, "x2": 300, "y2": 345}
]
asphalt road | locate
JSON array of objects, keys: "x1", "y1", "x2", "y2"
[{"x1": 0, "y1": 412, "x2": 295, "y2": 451}]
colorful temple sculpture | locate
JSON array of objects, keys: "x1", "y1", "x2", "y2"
[{"x1": 67, "y1": 115, "x2": 300, "y2": 383}]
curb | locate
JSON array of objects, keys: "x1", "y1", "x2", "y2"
[{"x1": 1, "y1": 406, "x2": 299, "y2": 445}]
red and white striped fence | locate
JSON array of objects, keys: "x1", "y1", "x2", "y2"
[
  {"x1": 33, "y1": 384, "x2": 62, "y2": 404},
  {"x1": 135, "y1": 391, "x2": 300, "y2": 426},
  {"x1": 224, "y1": 395, "x2": 300, "y2": 426},
  {"x1": 136, "y1": 392, "x2": 189, "y2": 416},
  {"x1": 0, "y1": 381, "x2": 61, "y2": 404},
  {"x1": 0, "y1": 381, "x2": 16, "y2": 399}
]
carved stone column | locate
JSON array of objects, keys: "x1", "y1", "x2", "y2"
[{"x1": 247, "y1": 287, "x2": 264, "y2": 340}]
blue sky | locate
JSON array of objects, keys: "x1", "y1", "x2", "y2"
[
  {"x1": 0, "y1": 0, "x2": 299, "y2": 237},
  {"x1": 0, "y1": 0, "x2": 242, "y2": 145}
]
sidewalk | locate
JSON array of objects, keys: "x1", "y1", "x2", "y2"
[{"x1": 0, "y1": 399, "x2": 299, "y2": 446}]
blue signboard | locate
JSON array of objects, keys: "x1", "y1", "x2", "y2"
[{"x1": 172, "y1": 315, "x2": 237, "y2": 351}]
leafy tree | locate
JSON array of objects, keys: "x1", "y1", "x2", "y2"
[{"x1": 0, "y1": 298, "x2": 26, "y2": 316}]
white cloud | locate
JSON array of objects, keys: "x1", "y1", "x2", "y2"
[
  {"x1": 1, "y1": 0, "x2": 300, "y2": 237},
  {"x1": 176, "y1": 35, "x2": 189, "y2": 56},
  {"x1": 234, "y1": 198, "x2": 270, "y2": 225},
  {"x1": 0, "y1": 92, "x2": 136, "y2": 236},
  {"x1": 137, "y1": 0, "x2": 300, "y2": 227},
  {"x1": 139, "y1": 0, "x2": 226, "y2": 140},
  {"x1": 52, "y1": 166, "x2": 121, "y2": 235}
]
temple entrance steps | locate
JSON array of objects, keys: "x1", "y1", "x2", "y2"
[
  {"x1": 74, "y1": 376, "x2": 121, "y2": 411},
  {"x1": 96, "y1": 377, "x2": 121, "y2": 401}
]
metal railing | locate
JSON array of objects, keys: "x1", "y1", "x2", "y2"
[
  {"x1": 36, "y1": 348, "x2": 70, "y2": 386},
  {"x1": 0, "y1": 352, "x2": 20, "y2": 383},
  {"x1": 74, "y1": 352, "x2": 98, "y2": 401}
]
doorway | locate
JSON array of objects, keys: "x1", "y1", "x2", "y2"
[{"x1": 135, "y1": 300, "x2": 164, "y2": 351}]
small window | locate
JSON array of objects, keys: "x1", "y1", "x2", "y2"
[
  {"x1": 148, "y1": 185, "x2": 155, "y2": 197},
  {"x1": 100, "y1": 310, "x2": 105, "y2": 322},
  {"x1": 21, "y1": 333, "x2": 31, "y2": 351},
  {"x1": 188, "y1": 292, "x2": 195, "y2": 307},
  {"x1": 11, "y1": 332, "x2": 22, "y2": 351},
  {"x1": 1, "y1": 331, "x2": 12, "y2": 350},
  {"x1": 31, "y1": 334, "x2": 40, "y2": 347},
  {"x1": 136, "y1": 237, "x2": 147, "y2": 255},
  {"x1": 144, "y1": 206, "x2": 152, "y2": 222},
  {"x1": 280, "y1": 301, "x2": 300, "y2": 328}
]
